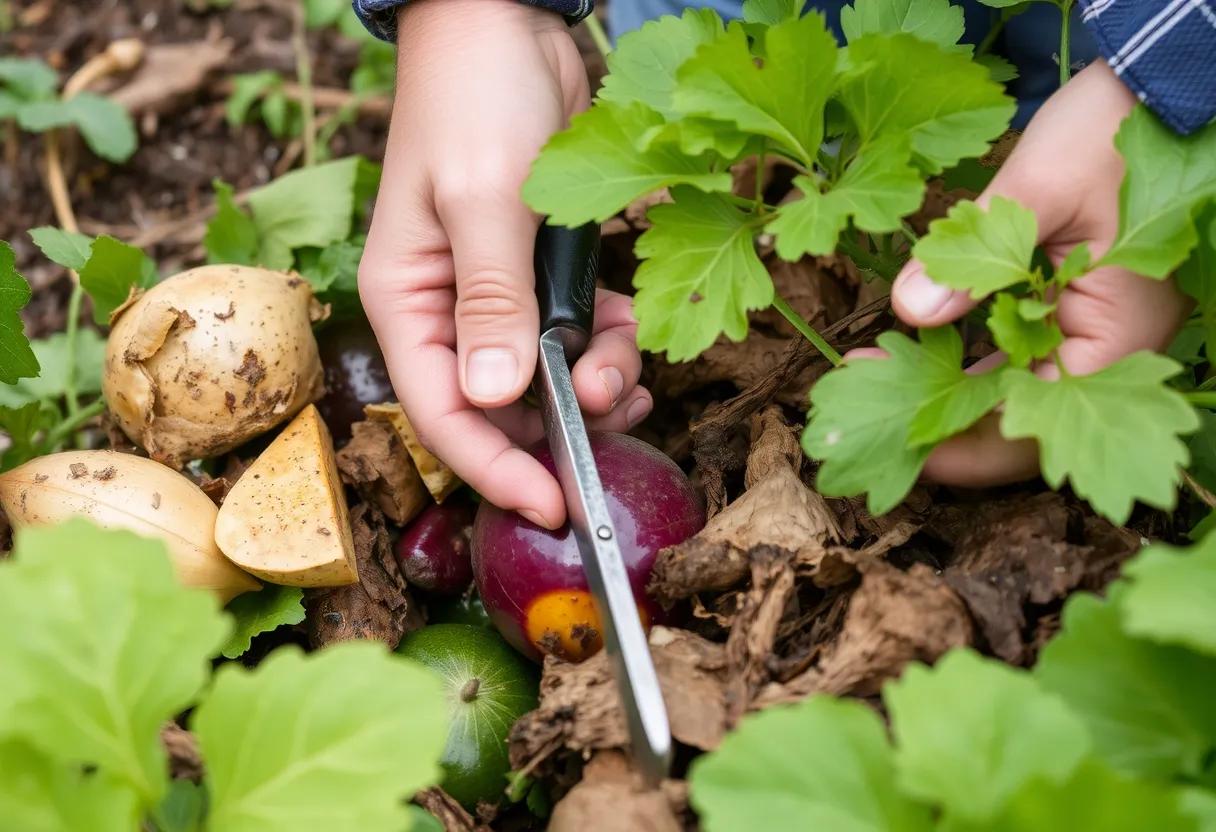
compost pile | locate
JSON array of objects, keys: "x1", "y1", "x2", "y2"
[{"x1": 2, "y1": 2, "x2": 1213, "y2": 831}]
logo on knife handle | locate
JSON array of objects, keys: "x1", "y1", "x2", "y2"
[{"x1": 572, "y1": 246, "x2": 598, "y2": 316}]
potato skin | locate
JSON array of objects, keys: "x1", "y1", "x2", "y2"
[
  {"x1": 0, "y1": 450, "x2": 261, "y2": 603},
  {"x1": 103, "y1": 265, "x2": 326, "y2": 467}
]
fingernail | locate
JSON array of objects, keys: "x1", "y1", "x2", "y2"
[
  {"x1": 626, "y1": 396, "x2": 652, "y2": 429},
  {"x1": 599, "y1": 367, "x2": 625, "y2": 407},
  {"x1": 897, "y1": 270, "x2": 955, "y2": 320},
  {"x1": 520, "y1": 509, "x2": 550, "y2": 528},
  {"x1": 466, "y1": 348, "x2": 518, "y2": 401}
]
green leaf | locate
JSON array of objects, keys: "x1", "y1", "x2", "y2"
[
  {"x1": 17, "y1": 94, "x2": 137, "y2": 162},
  {"x1": 29, "y1": 226, "x2": 94, "y2": 270},
  {"x1": 1120, "y1": 536, "x2": 1216, "y2": 657},
  {"x1": 804, "y1": 327, "x2": 1000, "y2": 514},
  {"x1": 1000, "y1": 352, "x2": 1197, "y2": 524},
  {"x1": 768, "y1": 136, "x2": 925, "y2": 259},
  {"x1": 943, "y1": 760, "x2": 1201, "y2": 832},
  {"x1": 743, "y1": 0, "x2": 806, "y2": 23},
  {"x1": 300, "y1": 239, "x2": 363, "y2": 294},
  {"x1": 1052, "y1": 241, "x2": 1091, "y2": 288},
  {"x1": 261, "y1": 88, "x2": 291, "y2": 138},
  {"x1": 914, "y1": 197, "x2": 1037, "y2": 297},
  {"x1": 0, "y1": 57, "x2": 57, "y2": 100},
  {"x1": 1036, "y1": 586, "x2": 1216, "y2": 780},
  {"x1": 0, "y1": 402, "x2": 55, "y2": 470},
  {"x1": 225, "y1": 71, "x2": 281, "y2": 127},
  {"x1": 63, "y1": 93, "x2": 138, "y2": 163},
  {"x1": 247, "y1": 156, "x2": 381, "y2": 269},
  {"x1": 524, "y1": 101, "x2": 731, "y2": 225},
  {"x1": 0, "y1": 520, "x2": 230, "y2": 801},
  {"x1": 303, "y1": 0, "x2": 347, "y2": 27},
  {"x1": 152, "y1": 780, "x2": 207, "y2": 832},
  {"x1": 840, "y1": 0, "x2": 966, "y2": 51},
  {"x1": 977, "y1": 54, "x2": 1019, "y2": 83},
  {"x1": 0, "y1": 241, "x2": 40, "y2": 384},
  {"x1": 0, "y1": 328, "x2": 106, "y2": 409},
  {"x1": 204, "y1": 180, "x2": 259, "y2": 265},
  {"x1": 1177, "y1": 209, "x2": 1216, "y2": 356},
  {"x1": 885, "y1": 650, "x2": 1090, "y2": 822},
  {"x1": 987, "y1": 292, "x2": 1062, "y2": 368},
  {"x1": 1102, "y1": 107, "x2": 1216, "y2": 277},
  {"x1": 407, "y1": 805, "x2": 446, "y2": 832},
  {"x1": 0, "y1": 740, "x2": 141, "y2": 832},
  {"x1": 632, "y1": 187, "x2": 771, "y2": 362},
  {"x1": 195, "y1": 642, "x2": 449, "y2": 832},
  {"x1": 689, "y1": 696, "x2": 933, "y2": 832},
  {"x1": 673, "y1": 14, "x2": 836, "y2": 165},
  {"x1": 221, "y1": 584, "x2": 306, "y2": 659},
  {"x1": 836, "y1": 33, "x2": 1015, "y2": 173},
  {"x1": 598, "y1": 8, "x2": 725, "y2": 119},
  {"x1": 1182, "y1": 789, "x2": 1216, "y2": 832},
  {"x1": 78, "y1": 235, "x2": 158, "y2": 325}
]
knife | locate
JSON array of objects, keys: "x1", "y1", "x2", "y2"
[{"x1": 532, "y1": 220, "x2": 673, "y2": 785}]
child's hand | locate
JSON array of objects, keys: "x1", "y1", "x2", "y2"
[
  {"x1": 359, "y1": 0, "x2": 652, "y2": 530},
  {"x1": 889, "y1": 60, "x2": 1192, "y2": 486}
]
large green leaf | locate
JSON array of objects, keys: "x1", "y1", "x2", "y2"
[
  {"x1": 0, "y1": 740, "x2": 141, "y2": 832},
  {"x1": 839, "y1": 0, "x2": 966, "y2": 51},
  {"x1": 0, "y1": 241, "x2": 39, "y2": 384},
  {"x1": 1120, "y1": 536, "x2": 1216, "y2": 657},
  {"x1": 913, "y1": 197, "x2": 1038, "y2": 298}
]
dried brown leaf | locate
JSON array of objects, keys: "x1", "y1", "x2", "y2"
[
  {"x1": 108, "y1": 39, "x2": 234, "y2": 114},
  {"x1": 335, "y1": 419, "x2": 428, "y2": 524}
]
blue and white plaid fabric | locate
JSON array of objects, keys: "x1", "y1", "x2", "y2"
[
  {"x1": 353, "y1": 0, "x2": 591, "y2": 40},
  {"x1": 1079, "y1": 0, "x2": 1216, "y2": 133},
  {"x1": 353, "y1": 0, "x2": 1215, "y2": 134}
]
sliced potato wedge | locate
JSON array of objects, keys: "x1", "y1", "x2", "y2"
[
  {"x1": 215, "y1": 404, "x2": 357, "y2": 587},
  {"x1": 364, "y1": 402, "x2": 461, "y2": 503},
  {"x1": 0, "y1": 450, "x2": 261, "y2": 603}
]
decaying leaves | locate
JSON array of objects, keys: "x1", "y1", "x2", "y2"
[
  {"x1": 305, "y1": 503, "x2": 422, "y2": 649},
  {"x1": 365, "y1": 403, "x2": 462, "y2": 503},
  {"x1": 336, "y1": 418, "x2": 429, "y2": 524},
  {"x1": 548, "y1": 752, "x2": 683, "y2": 832},
  {"x1": 509, "y1": 627, "x2": 729, "y2": 772}
]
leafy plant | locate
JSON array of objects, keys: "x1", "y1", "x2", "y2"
[
  {"x1": 523, "y1": 0, "x2": 1216, "y2": 525},
  {"x1": 225, "y1": 71, "x2": 303, "y2": 141},
  {"x1": 0, "y1": 57, "x2": 136, "y2": 162},
  {"x1": 689, "y1": 534, "x2": 1216, "y2": 830},
  {"x1": 0, "y1": 519, "x2": 450, "y2": 831}
]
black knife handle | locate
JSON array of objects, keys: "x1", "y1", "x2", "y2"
[{"x1": 534, "y1": 221, "x2": 600, "y2": 359}]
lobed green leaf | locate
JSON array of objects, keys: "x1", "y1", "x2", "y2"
[
  {"x1": 840, "y1": 0, "x2": 966, "y2": 52},
  {"x1": 1120, "y1": 536, "x2": 1216, "y2": 657},
  {"x1": 0, "y1": 241, "x2": 40, "y2": 384},
  {"x1": 221, "y1": 584, "x2": 306, "y2": 659},
  {"x1": 914, "y1": 196, "x2": 1037, "y2": 298},
  {"x1": 78, "y1": 235, "x2": 158, "y2": 325}
]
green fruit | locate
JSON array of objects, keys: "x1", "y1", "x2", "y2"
[{"x1": 397, "y1": 624, "x2": 539, "y2": 808}]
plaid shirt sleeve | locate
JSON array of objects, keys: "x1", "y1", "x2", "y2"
[
  {"x1": 1078, "y1": 0, "x2": 1216, "y2": 133},
  {"x1": 353, "y1": 0, "x2": 593, "y2": 41}
]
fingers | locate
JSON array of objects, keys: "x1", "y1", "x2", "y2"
[
  {"x1": 922, "y1": 413, "x2": 1040, "y2": 486},
  {"x1": 571, "y1": 290, "x2": 644, "y2": 415}
]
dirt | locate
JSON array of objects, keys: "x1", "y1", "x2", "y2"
[{"x1": 3, "y1": 3, "x2": 1171, "y2": 831}]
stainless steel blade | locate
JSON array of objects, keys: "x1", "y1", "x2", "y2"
[{"x1": 535, "y1": 328, "x2": 673, "y2": 785}]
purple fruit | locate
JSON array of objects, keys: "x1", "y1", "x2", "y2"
[
  {"x1": 316, "y1": 317, "x2": 395, "y2": 442},
  {"x1": 472, "y1": 433, "x2": 705, "y2": 662},
  {"x1": 396, "y1": 500, "x2": 476, "y2": 595}
]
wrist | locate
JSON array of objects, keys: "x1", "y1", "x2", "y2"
[{"x1": 399, "y1": 0, "x2": 562, "y2": 41}]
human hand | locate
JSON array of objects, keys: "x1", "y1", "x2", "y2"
[
  {"x1": 359, "y1": 0, "x2": 653, "y2": 529},
  {"x1": 888, "y1": 59, "x2": 1193, "y2": 486}
]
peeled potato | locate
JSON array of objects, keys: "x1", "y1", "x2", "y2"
[
  {"x1": 103, "y1": 264, "x2": 327, "y2": 467},
  {"x1": 0, "y1": 450, "x2": 261, "y2": 603},
  {"x1": 215, "y1": 404, "x2": 358, "y2": 587}
]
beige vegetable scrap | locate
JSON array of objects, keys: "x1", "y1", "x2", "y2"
[
  {"x1": 215, "y1": 405, "x2": 358, "y2": 587},
  {"x1": 0, "y1": 450, "x2": 261, "y2": 603},
  {"x1": 364, "y1": 403, "x2": 461, "y2": 502},
  {"x1": 103, "y1": 265, "x2": 327, "y2": 468}
]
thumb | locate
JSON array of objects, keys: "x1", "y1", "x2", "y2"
[
  {"x1": 892, "y1": 145, "x2": 1067, "y2": 328},
  {"x1": 437, "y1": 182, "x2": 542, "y2": 409}
]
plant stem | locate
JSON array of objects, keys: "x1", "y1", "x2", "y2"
[
  {"x1": 837, "y1": 234, "x2": 899, "y2": 281},
  {"x1": 771, "y1": 295, "x2": 843, "y2": 367},
  {"x1": 43, "y1": 398, "x2": 106, "y2": 451},
  {"x1": 754, "y1": 141, "x2": 767, "y2": 216},
  {"x1": 62, "y1": 284, "x2": 85, "y2": 419},
  {"x1": 1058, "y1": 0, "x2": 1075, "y2": 87},
  {"x1": 1186, "y1": 391, "x2": 1216, "y2": 409},
  {"x1": 900, "y1": 220, "x2": 920, "y2": 244},
  {"x1": 585, "y1": 14, "x2": 613, "y2": 60},
  {"x1": 291, "y1": 3, "x2": 317, "y2": 167},
  {"x1": 975, "y1": 14, "x2": 1006, "y2": 57}
]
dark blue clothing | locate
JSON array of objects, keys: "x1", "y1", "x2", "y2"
[{"x1": 352, "y1": 0, "x2": 1216, "y2": 135}]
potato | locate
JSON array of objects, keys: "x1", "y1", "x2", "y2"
[
  {"x1": 103, "y1": 264, "x2": 327, "y2": 467},
  {"x1": 0, "y1": 450, "x2": 261, "y2": 603},
  {"x1": 214, "y1": 404, "x2": 358, "y2": 587},
  {"x1": 364, "y1": 403, "x2": 462, "y2": 503}
]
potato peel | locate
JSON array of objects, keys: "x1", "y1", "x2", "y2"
[
  {"x1": 364, "y1": 402, "x2": 461, "y2": 503},
  {"x1": 215, "y1": 404, "x2": 358, "y2": 587},
  {"x1": 0, "y1": 450, "x2": 261, "y2": 603}
]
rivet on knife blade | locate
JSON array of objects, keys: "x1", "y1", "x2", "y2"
[{"x1": 596, "y1": 525, "x2": 613, "y2": 540}]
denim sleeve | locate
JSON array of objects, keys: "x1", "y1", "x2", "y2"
[
  {"x1": 1078, "y1": 0, "x2": 1216, "y2": 134},
  {"x1": 353, "y1": 0, "x2": 593, "y2": 41}
]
